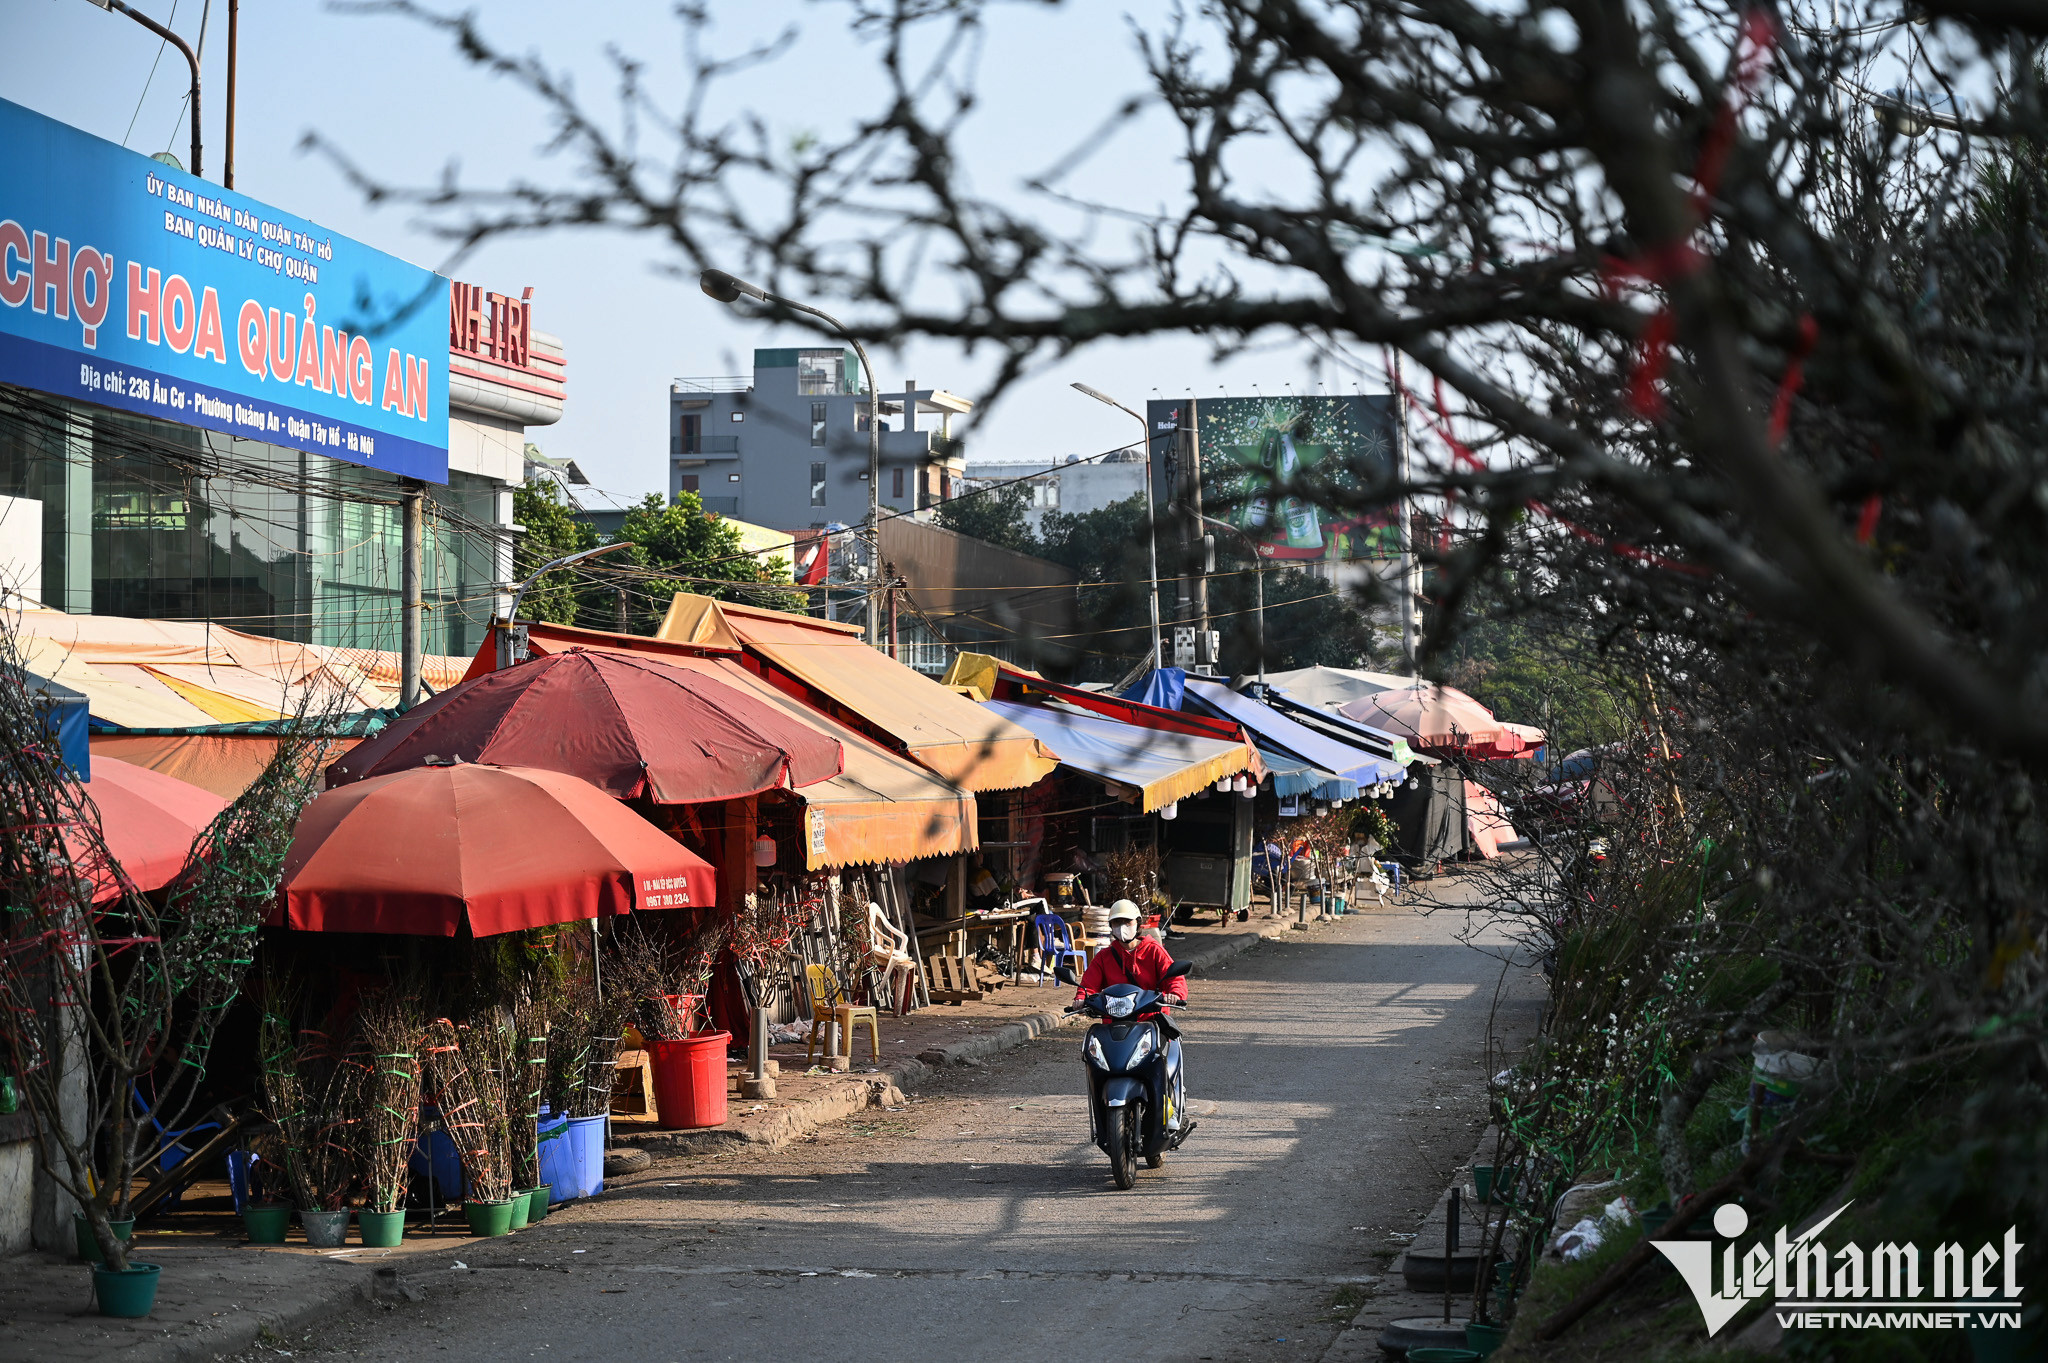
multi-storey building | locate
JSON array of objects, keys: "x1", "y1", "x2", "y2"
[{"x1": 668, "y1": 349, "x2": 970, "y2": 529}]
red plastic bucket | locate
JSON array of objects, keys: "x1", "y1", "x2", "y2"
[{"x1": 645, "y1": 1032, "x2": 731, "y2": 1130}]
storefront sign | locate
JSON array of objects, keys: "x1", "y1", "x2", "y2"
[{"x1": 0, "y1": 98, "x2": 449, "y2": 482}]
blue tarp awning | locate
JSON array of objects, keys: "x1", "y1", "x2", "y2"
[
  {"x1": 18, "y1": 667, "x2": 90, "y2": 778},
  {"x1": 1180, "y1": 677, "x2": 1403, "y2": 786},
  {"x1": 1256, "y1": 745, "x2": 1358, "y2": 801},
  {"x1": 983, "y1": 698, "x2": 1250, "y2": 813}
]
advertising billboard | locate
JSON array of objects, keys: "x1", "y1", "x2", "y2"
[
  {"x1": 0, "y1": 99, "x2": 448, "y2": 482},
  {"x1": 1145, "y1": 394, "x2": 1399, "y2": 563}
]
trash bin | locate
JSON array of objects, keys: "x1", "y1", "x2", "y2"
[{"x1": 646, "y1": 1031, "x2": 731, "y2": 1130}]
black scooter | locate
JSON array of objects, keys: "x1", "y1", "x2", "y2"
[{"x1": 1066, "y1": 964, "x2": 1196, "y2": 1189}]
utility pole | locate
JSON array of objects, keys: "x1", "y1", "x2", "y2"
[
  {"x1": 224, "y1": 0, "x2": 239, "y2": 188},
  {"x1": 885, "y1": 561, "x2": 900, "y2": 661},
  {"x1": 1187, "y1": 401, "x2": 1212, "y2": 644},
  {"x1": 400, "y1": 482, "x2": 423, "y2": 710},
  {"x1": 1394, "y1": 377, "x2": 1421, "y2": 671}
]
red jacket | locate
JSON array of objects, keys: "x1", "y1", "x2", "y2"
[{"x1": 1076, "y1": 935, "x2": 1187, "y2": 1004}]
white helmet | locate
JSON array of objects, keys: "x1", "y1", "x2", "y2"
[{"x1": 1106, "y1": 899, "x2": 1142, "y2": 923}]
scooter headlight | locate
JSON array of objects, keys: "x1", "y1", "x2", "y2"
[
  {"x1": 1104, "y1": 994, "x2": 1137, "y2": 1019},
  {"x1": 1128, "y1": 1030, "x2": 1155, "y2": 1064},
  {"x1": 1085, "y1": 1035, "x2": 1108, "y2": 1069}
]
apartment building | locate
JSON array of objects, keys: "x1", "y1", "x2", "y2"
[{"x1": 669, "y1": 349, "x2": 971, "y2": 529}]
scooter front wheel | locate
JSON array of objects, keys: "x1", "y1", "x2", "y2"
[{"x1": 1110, "y1": 1106, "x2": 1140, "y2": 1189}]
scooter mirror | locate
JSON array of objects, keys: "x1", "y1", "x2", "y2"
[{"x1": 1163, "y1": 962, "x2": 1190, "y2": 980}]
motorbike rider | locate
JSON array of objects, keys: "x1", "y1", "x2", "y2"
[{"x1": 1075, "y1": 900, "x2": 1191, "y2": 1128}]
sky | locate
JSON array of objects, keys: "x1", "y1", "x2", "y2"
[{"x1": 8, "y1": 0, "x2": 1379, "y2": 505}]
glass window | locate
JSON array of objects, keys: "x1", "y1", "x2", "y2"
[
  {"x1": 811, "y1": 402, "x2": 827, "y2": 446},
  {"x1": 810, "y1": 462, "x2": 827, "y2": 506},
  {"x1": 797, "y1": 351, "x2": 842, "y2": 396},
  {"x1": 891, "y1": 467, "x2": 904, "y2": 499},
  {"x1": 1046, "y1": 479, "x2": 1060, "y2": 508}
]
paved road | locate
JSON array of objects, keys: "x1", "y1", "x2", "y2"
[{"x1": 253, "y1": 885, "x2": 1540, "y2": 1363}]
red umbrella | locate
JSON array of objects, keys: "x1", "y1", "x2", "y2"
[
  {"x1": 326, "y1": 649, "x2": 842, "y2": 803},
  {"x1": 272, "y1": 764, "x2": 717, "y2": 937},
  {"x1": 73, "y1": 757, "x2": 230, "y2": 901}
]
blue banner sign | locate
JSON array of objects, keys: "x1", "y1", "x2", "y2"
[{"x1": 0, "y1": 98, "x2": 449, "y2": 482}]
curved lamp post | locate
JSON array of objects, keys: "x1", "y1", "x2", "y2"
[
  {"x1": 1070, "y1": 382, "x2": 1163, "y2": 670},
  {"x1": 701, "y1": 269, "x2": 882, "y2": 648}
]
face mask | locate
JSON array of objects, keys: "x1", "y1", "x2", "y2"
[{"x1": 1112, "y1": 922, "x2": 1137, "y2": 944}]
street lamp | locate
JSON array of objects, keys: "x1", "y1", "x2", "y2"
[
  {"x1": 1070, "y1": 382, "x2": 1163, "y2": 671},
  {"x1": 497, "y1": 540, "x2": 636, "y2": 668},
  {"x1": 1200, "y1": 513, "x2": 1265, "y2": 684},
  {"x1": 88, "y1": 0, "x2": 202, "y2": 179},
  {"x1": 702, "y1": 269, "x2": 883, "y2": 648}
]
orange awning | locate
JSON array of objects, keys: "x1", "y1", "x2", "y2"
[
  {"x1": 91, "y1": 733, "x2": 362, "y2": 800},
  {"x1": 656, "y1": 595, "x2": 1059, "y2": 793}
]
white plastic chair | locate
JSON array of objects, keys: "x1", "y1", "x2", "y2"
[{"x1": 865, "y1": 901, "x2": 918, "y2": 1014}]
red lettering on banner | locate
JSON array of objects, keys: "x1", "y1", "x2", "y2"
[
  {"x1": 0, "y1": 221, "x2": 29, "y2": 308},
  {"x1": 32, "y1": 232, "x2": 69, "y2": 318},
  {"x1": 268, "y1": 309, "x2": 296, "y2": 381},
  {"x1": 71, "y1": 247, "x2": 113, "y2": 348},
  {"x1": 161, "y1": 274, "x2": 196, "y2": 353},
  {"x1": 348, "y1": 335, "x2": 373, "y2": 404},
  {"x1": 237, "y1": 299, "x2": 267, "y2": 377},
  {"x1": 295, "y1": 308, "x2": 324, "y2": 390},
  {"x1": 381, "y1": 350, "x2": 407, "y2": 415},
  {"x1": 405, "y1": 353, "x2": 431, "y2": 421},
  {"x1": 322, "y1": 326, "x2": 351, "y2": 397},
  {"x1": 127, "y1": 263, "x2": 161, "y2": 343},
  {"x1": 192, "y1": 286, "x2": 226, "y2": 363}
]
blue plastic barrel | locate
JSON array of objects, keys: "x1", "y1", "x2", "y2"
[
  {"x1": 564, "y1": 1114, "x2": 608, "y2": 1199},
  {"x1": 537, "y1": 1111, "x2": 574, "y2": 1203}
]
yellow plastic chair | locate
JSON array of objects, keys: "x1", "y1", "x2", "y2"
[{"x1": 804, "y1": 964, "x2": 881, "y2": 1064}]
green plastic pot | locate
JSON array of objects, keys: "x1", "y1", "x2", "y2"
[
  {"x1": 73, "y1": 1213, "x2": 135, "y2": 1263},
  {"x1": 1465, "y1": 1322, "x2": 1507, "y2": 1357},
  {"x1": 93, "y1": 1262, "x2": 162, "y2": 1318},
  {"x1": 525, "y1": 1184, "x2": 551, "y2": 1222},
  {"x1": 1408, "y1": 1351, "x2": 1480, "y2": 1363},
  {"x1": 508, "y1": 1188, "x2": 532, "y2": 1231},
  {"x1": 463, "y1": 1197, "x2": 518, "y2": 1238},
  {"x1": 358, "y1": 1209, "x2": 406, "y2": 1247},
  {"x1": 243, "y1": 1203, "x2": 292, "y2": 1244}
]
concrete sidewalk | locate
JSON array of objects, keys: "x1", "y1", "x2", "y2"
[{"x1": 0, "y1": 914, "x2": 1355, "y2": 1363}]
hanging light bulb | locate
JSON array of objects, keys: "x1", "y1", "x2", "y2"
[
  {"x1": 753, "y1": 835, "x2": 778, "y2": 868},
  {"x1": 1159, "y1": 801, "x2": 1179, "y2": 821},
  {"x1": 1240, "y1": 783, "x2": 1256, "y2": 800}
]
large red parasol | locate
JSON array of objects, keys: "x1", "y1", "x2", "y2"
[
  {"x1": 325, "y1": 649, "x2": 842, "y2": 803},
  {"x1": 73, "y1": 756, "x2": 230, "y2": 901},
  {"x1": 1338, "y1": 682, "x2": 1506, "y2": 753},
  {"x1": 273, "y1": 763, "x2": 717, "y2": 937}
]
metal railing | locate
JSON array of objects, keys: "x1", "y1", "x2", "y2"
[
  {"x1": 671, "y1": 376, "x2": 752, "y2": 394},
  {"x1": 672, "y1": 434, "x2": 742, "y2": 456}
]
